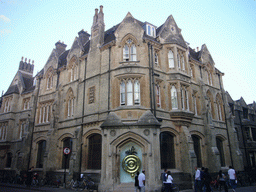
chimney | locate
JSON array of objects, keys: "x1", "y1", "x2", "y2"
[
  {"x1": 18, "y1": 57, "x2": 34, "y2": 75},
  {"x1": 55, "y1": 41, "x2": 67, "y2": 56},
  {"x1": 93, "y1": 8, "x2": 99, "y2": 25},
  {"x1": 98, "y1": 5, "x2": 104, "y2": 24}
]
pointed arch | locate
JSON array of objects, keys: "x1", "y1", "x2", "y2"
[
  {"x1": 67, "y1": 55, "x2": 78, "y2": 82},
  {"x1": 207, "y1": 90, "x2": 216, "y2": 119},
  {"x1": 121, "y1": 34, "x2": 138, "y2": 62},
  {"x1": 65, "y1": 88, "x2": 75, "y2": 118},
  {"x1": 216, "y1": 93, "x2": 225, "y2": 121}
]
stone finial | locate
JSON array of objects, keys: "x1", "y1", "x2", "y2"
[
  {"x1": 95, "y1": 8, "x2": 98, "y2": 15},
  {"x1": 32, "y1": 60, "x2": 34, "y2": 65},
  {"x1": 100, "y1": 5, "x2": 103, "y2": 12},
  {"x1": 28, "y1": 59, "x2": 31, "y2": 64},
  {"x1": 21, "y1": 56, "x2": 24, "y2": 61},
  {"x1": 25, "y1": 58, "x2": 27, "y2": 62}
]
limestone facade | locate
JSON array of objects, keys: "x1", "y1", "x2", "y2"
[{"x1": 0, "y1": 6, "x2": 245, "y2": 191}]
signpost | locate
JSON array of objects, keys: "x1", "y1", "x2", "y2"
[{"x1": 63, "y1": 147, "x2": 70, "y2": 188}]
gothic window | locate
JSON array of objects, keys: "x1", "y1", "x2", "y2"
[
  {"x1": 185, "y1": 88, "x2": 189, "y2": 111},
  {"x1": 206, "y1": 70, "x2": 213, "y2": 86},
  {"x1": 62, "y1": 137, "x2": 72, "y2": 169},
  {"x1": 177, "y1": 53, "x2": 181, "y2": 69},
  {"x1": 155, "y1": 84, "x2": 161, "y2": 108},
  {"x1": 38, "y1": 102, "x2": 52, "y2": 123},
  {"x1": 171, "y1": 85, "x2": 178, "y2": 109},
  {"x1": 216, "y1": 94, "x2": 224, "y2": 121},
  {"x1": 70, "y1": 65, "x2": 78, "y2": 82},
  {"x1": 181, "y1": 88, "x2": 185, "y2": 110},
  {"x1": 3, "y1": 96, "x2": 12, "y2": 113},
  {"x1": 6, "y1": 152, "x2": 12, "y2": 168},
  {"x1": 154, "y1": 52, "x2": 159, "y2": 66},
  {"x1": 216, "y1": 137, "x2": 225, "y2": 167},
  {"x1": 47, "y1": 75, "x2": 53, "y2": 89},
  {"x1": 88, "y1": 134, "x2": 102, "y2": 169},
  {"x1": 192, "y1": 135, "x2": 202, "y2": 168},
  {"x1": 181, "y1": 54, "x2": 185, "y2": 71},
  {"x1": 160, "y1": 132, "x2": 175, "y2": 169},
  {"x1": 168, "y1": 50, "x2": 174, "y2": 68},
  {"x1": 0, "y1": 122, "x2": 8, "y2": 140},
  {"x1": 146, "y1": 24, "x2": 156, "y2": 37},
  {"x1": 120, "y1": 79, "x2": 140, "y2": 106},
  {"x1": 123, "y1": 39, "x2": 137, "y2": 61},
  {"x1": 66, "y1": 89, "x2": 75, "y2": 118},
  {"x1": 23, "y1": 98, "x2": 30, "y2": 110},
  {"x1": 36, "y1": 140, "x2": 46, "y2": 168},
  {"x1": 207, "y1": 90, "x2": 215, "y2": 119},
  {"x1": 19, "y1": 120, "x2": 26, "y2": 139},
  {"x1": 193, "y1": 93, "x2": 199, "y2": 115}
]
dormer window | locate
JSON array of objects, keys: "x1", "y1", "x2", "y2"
[{"x1": 146, "y1": 24, "x2": 156, "y2": 37}]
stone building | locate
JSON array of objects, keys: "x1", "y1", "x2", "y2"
[
  {"x1": 0, "y1": 6, "x2": 244, "y2": 191},
  {"x1": 226, "y1": 94, "x2": 256, "y2": 170}
]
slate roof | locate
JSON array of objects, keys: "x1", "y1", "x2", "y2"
[
  {"x1": 4, "y1": 85, "x2": 19, "y2": 96},
  {"x1": 58, "y1": 50, "x2": 70, "y2": 68},
  {"x1": 189, "y1": 47, "x2": 200, "y2": 61},
  {"x1": 21, "y1": 73, "x2": 35, "y2": 94}
]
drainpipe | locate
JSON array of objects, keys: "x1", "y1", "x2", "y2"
[
  {"x1": 79, "y1": 58, "x2": 87, "y2": 180},
  {"x1": 27, "y1": 76, "x2": 41, "y2": 171},
  {"x1": 148, "y1": 42, "x2": 153, "y2": 113},
  {"x1": 218, "y1": 74, "x2": 233, "y2": 167},
  {"x1": 108, "y1": 47, "x2": 111, "y2": 113},
  {"x1": 151, "y1": 45, "x2": 156, "y2": 117}
]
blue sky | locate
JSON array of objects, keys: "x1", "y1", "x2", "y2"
[{"x1": 0, "y1": 0, "x2": 255, "y2": 104}]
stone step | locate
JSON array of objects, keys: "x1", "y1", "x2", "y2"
[{"x1": 113, "y1": 182, "x2": 136, "y2": 192}]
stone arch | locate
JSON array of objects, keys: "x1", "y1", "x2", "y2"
[
  {"x1": 44, "y1": 66, "x2": 54, "y2": 79},
  {"x1": 216, "y1": 134, "x2": 227, "y2": 167},
  {"x1": 120, "y1": 33, "x2": 139, "y2": 47},
  {"x1": 34, "y1": 136, "x2": 47, "y2": 143},
  {"x1": 67, "y1": 55, "x2": 78, "y2": 69}
]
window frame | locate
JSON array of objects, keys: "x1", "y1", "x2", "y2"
[
  {"x1": 120, "y1": 79, "x2": 141, "y2": 106},
  {"x1": 122, "y1": 38, "x2": 137, "y2": 62}
]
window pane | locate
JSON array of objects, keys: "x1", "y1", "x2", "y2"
[
  {"x1": 147, "y1": 25, "x2": 151, "y2": 36},
  {"x1": 168, "y1": 50, "x2": 174, "y2": 68},
  {"x1": 123, "y1": 45, "x2": 129, "y2": 61},
  {"x1": 134, "y1": 80, "x2": 140, "y2": 105},
  {"x1": 127, "y1": 80, "x2": 133, "y2": 106},
  {"x1": 171, "y1": 86, "x2": 178, "y2": 109},
  {"x1": 120, "y1": 81, "x2": 126, "y2": 105},
  {"x1": 131, "y1": 44, "x2": 136, "y2": 61}
]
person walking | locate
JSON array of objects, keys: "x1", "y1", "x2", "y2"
[
  {"x1": 138, "y1": 170, "x2": 145, "y2": 192},
  {"x1": 162, "y1": 169, "x2": 168, "y2": 192},
  {"x1": 203, "y1": 168, "x2": 212, "y2": 192},
  {"x1": 228, "y1": 166, "x2": 237, "y2": 192},
  {"x1": 194, "y1": 166, "x2": 201, "y2": 192},
  {"x1": 135, "y1": 171, "x2": 140, "y2": 192},
  {"x1": 217, "y1": 170, "x2": 228, "y2": 192},
  {"x1": 165, "y1": 171, "x2": 174, "y2": 192}
]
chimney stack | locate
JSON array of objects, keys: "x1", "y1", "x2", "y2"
[
  {"x1": 55, "y1": 41, "x2": 67, "y2": 56},
  {"x1": 18, "y1": 57, "x2": 34, "y2": 75}
]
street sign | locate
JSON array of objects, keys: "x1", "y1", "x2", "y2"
[{"x1": 63, "y1": 147, "x2": 71, "y2": 155}]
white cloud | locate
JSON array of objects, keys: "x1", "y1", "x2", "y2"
[
  {"x1": 0, "y1": 15, "x2": 11, "y2": 23},
  {"x1": 0, "y1": 29, "x2": 12, "y2": 36}
]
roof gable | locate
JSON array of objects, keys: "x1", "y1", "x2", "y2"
[
  {"x1": 157, "y1": 15, "x2": 186, "y2": 48},
  {"x1": 199, "y1": 44, "x2": 215, "y2": 66}
]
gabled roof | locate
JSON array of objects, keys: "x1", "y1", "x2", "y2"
[
  {"x1": 4, "y1": 85, "x2": 19, "y2": 96},
  {"x1": 58, "y1": 50, "x2": 70, "y2": 68},
  {"x1": 189, "y1": 47, "x2": 200, "y2": 61},
  {"x1": 226, "y1": 91, "x2": 234, "y2": 104},
  {"x1": 237, "y1": 97, "x2": 248, "y2": 108}
]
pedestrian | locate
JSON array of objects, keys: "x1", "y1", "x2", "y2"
[
  {"x1": 135, "y1": 171, "x2": 140, "y2": 192},
  {"x1": 194, "y1": 166, "x2": 201, "y2": 192},
  {"x1": 138, "y1": 169, "x2": 145, "y2": 192},
  {"x1": 25, "y1": 166, "x2": 34, "y2": 187},
  {"x1": 203, "y1": 168, "x2": 212, "y2": 192},
  {"x1": 201, "y1": 167, "x2": 206, "y2": 192},
  {"x1": 228, "y1": 166, "x2": 237, "y2": 192},
  {"x1": 217, "y1": 170, "x2": 228, "y2": 192},
  {"x1": 162, "y1": 169, "x2": 168, "y2": 192},
  {"x1": 165, "y1": 171, "x2": 173, "y2": 192}
]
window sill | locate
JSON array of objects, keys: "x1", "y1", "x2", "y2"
[
  {"x1": 119, "y1": 60, "x2": 140, "y2": 65},
  {"x1": 35, "y1": 122, "x2": 50, "y2": 126}
]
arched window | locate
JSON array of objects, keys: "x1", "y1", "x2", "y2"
[
  {"x1": 119, "y1": 79, "x2": 140, "y2": 106},
  {"x1": 192, "y1": 135, "x2": 202, "y2": 168},
  {"x1": 70, "y1": 65, "x2": 77, "y2": 82},
  {"x1": 168, "y1": 50, "x2": 174, "y2": 68},
  {"x1": 154, "y1": 52, "x2": 159, "y2": 66},
  {"x1": 216, "y1": 137, "x2": 225, "y2": 167},
  {"x1": 120, "y1": 81, "x2": 126, "y2": 105},
  {"x1": 156, "y1": 84, "x2": 161, "y2": 108},
  {"x1": 160, "y1": 132, "x2": 175, "y2": 169},
  {"x1": 216, "y1": 94, "x2": 224, "y2": 121},
  {"x1": 65, "y1": 89, "x2": 75, "y2": 118},
  {"x1": 6, "y1": 152, "x2": 12, "y2": 168},
  {"x1": 207, "y1": 90, "x2": 215, "y2": 119},
  {"x1": 62, "y1": 138, "x2": 72, "y2": 169},
  {"x1": 36, "y1": 140, "x2": 46, "y2": 168},
  {"x1": 47, "y1": 75, "x2": 53, "y2": 89},
  {"x1": 177, "y1": 53, "x2": 181, "y2": 69},
  {"x1": 181, "y1": 55, "x2": 185, "y2": 70},
  {"x1": 123, "y1": 39, "x2": 137, "y2": 61},
  {"x1": 185, "y1": 88, "x2": 189, "y2": 111},
  {"x1": 171, "y1": 86, "x2": 178, "y2": 109},
  {"x1": 88, "y1": 134, "x2": 102, "y2": 169}
]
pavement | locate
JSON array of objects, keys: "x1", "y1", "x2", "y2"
[{"x1": 0, "y1": 183, "x2": 256, "y2": 192}]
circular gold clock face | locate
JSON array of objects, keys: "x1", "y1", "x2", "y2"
[{"x1": 122, "y1": 154, "x2": 141, "y2": 178}]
